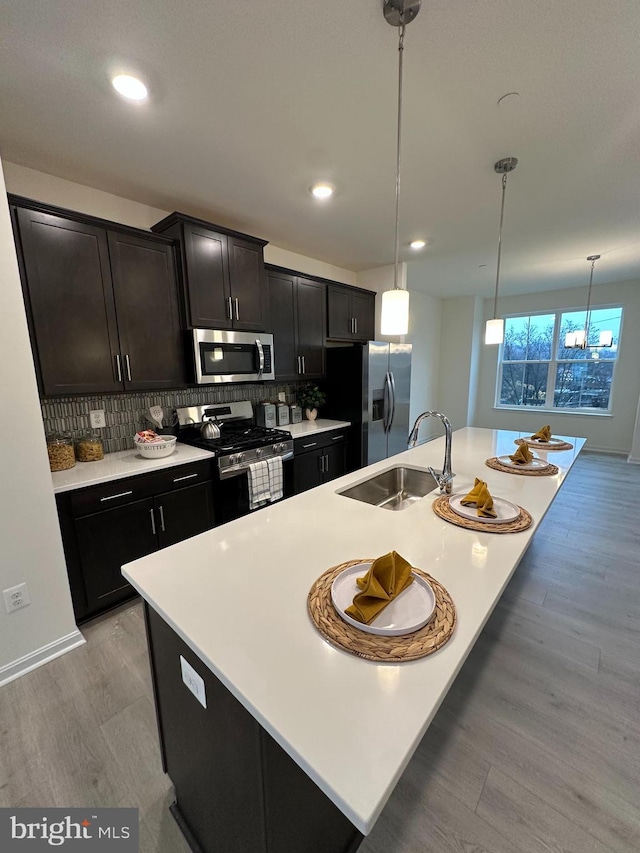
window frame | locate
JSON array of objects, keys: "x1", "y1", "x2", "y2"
[{"x1": 494, "y1": 305, "x2": 623, "y2": 415}]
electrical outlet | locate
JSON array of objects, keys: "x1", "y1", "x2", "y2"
[
  {"x1": 180, "y1": 655, "x2": 207, "y2": 708},
  {"x1": 278, "y1": 392, "x2": 286, "y2": 402},
  {"x1": 89, "y1": 409, "x2": 106, "y2": 429},
  {"x1": 3, "y1": 583, "x2": 31, "y2": 614}
]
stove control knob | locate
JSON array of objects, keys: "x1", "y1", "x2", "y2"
[
  {"x1": 256, "y1": 448, "x2": 263, "y2": 458},
  {"x1": 237, "y1": 453, "x2": 245, "y2": 464}
]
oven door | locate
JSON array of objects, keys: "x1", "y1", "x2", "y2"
[
  {"x1": 193, "y1": 329, "x2": 274, "y2": 383},
  {"x1": 213, "y1": 459, "x2": 294, "y2": 525}
]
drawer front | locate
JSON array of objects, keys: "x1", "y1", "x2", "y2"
[
  {"x1": 70, "y1": 459, "x2": 214, "y2": 517},
  {"x1": 294, "y1": 430, "x2": 347, "y2": 455}
]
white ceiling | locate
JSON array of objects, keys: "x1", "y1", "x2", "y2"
[{"x1": 1, "y1": 0, "x2": 639, "y2": 298}]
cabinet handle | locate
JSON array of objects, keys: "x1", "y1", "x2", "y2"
[
  {"x1": 297, "y1": 355, "x2": 301, "y2": 374},
  {"x1": 100, "y1": 490, "x2": 133, "y2": 502},
  {"x1": 302, "y1": 442, "x2": 317, "y2": 448},
  {"x1": 150, "y1": 508, "x2": 156, "y2": 536},
  {"x1": 125, "y1": 354, "x2": 132, "y2": 382},
  {"x1": 173, "y1": 472, "x2": 198, "y2": 483},
  {"x1": 158, "y1": 505, "x2": 165, "y2": 533},
  {"x1": 114, "y1": 354, "x2": 122, "y2": 383},
  {"x1": 302, "y1": 355, "x2": 306, "y2": 374},
  {"x1": 227, "y1": 296, "x2": 233, "y2": 320},
  {"x1": 354, "y1": 317, "x2": 358, "y2": 335},
  {"x1": 320, "y1": 454, "x2": 325, "y2": 474},
  {"x1": 324, "y1": 454, "x2": 329, "y2": 473},
  {"x1": 332, "y1": 435, "x2": 344, "y2": 441},
  {"x1": 234, "y1": 297, "x2": 240, "y2": 320}
]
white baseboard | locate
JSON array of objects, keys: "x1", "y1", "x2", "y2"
[
  {"x1": 628, "y1": 456, "x2": 640, "y2": 464},
  {"x1": 0, "y1": 629, "x2": 85, "y2": 687},
  {"x1": 581, "y1": 445, "x2": 629, "y2": 456}
]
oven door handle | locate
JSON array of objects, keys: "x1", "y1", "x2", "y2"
[{"x1": 255, "y1": 339, "x2": 265, "y2": 379}]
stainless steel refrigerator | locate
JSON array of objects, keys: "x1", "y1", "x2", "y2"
[{"x1": 324, "y1": 342, "x2": 412, "y2": 469}]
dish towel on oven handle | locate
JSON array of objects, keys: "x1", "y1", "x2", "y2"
[
  {"x1": 266, "y1": 456, "x2": 283, "y2": 501},
  {"x1": 247, "y1": 460, "x2": 271, "y2": 510}
]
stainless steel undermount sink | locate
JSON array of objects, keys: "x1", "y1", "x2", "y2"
[{"x1": 338, "y1": 466, "x2": 439, "y2": 511}]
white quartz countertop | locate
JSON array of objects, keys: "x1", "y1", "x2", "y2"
[
  {"x1": 51, "y1": 444, "x2": 215, "y2": 493},
  {"x1": 123, "y1": 427, "x2": 585, "y2": 835},
  {"x1": 283, "y1": 419, "x2": 350, "y2": 438}
]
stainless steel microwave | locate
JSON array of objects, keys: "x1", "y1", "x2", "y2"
[{"x1": 192, "y1": 329, "x2": 275, "y2": 384}]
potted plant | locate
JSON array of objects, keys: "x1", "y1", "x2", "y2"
[{"x1": 297, "y1": 383, "x2": 326, "y2": 421}]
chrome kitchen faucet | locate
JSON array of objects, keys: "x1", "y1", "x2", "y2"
[{"x1": 408, "y1": 411, "x2": 454, "y2": 494}]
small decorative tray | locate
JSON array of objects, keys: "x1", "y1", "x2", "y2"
[
  {"x1": 308, "y1": 559, "x2": 456, "y2": 662},
  {"x1": 432, "y1": 495, "x2": 532, "y2": 533}
]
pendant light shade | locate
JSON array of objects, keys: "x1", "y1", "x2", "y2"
[
  {"x1": 485, "y1": 157, "x2": 518, "y2": 345},
  {"x1": 381, "y1": 288, "x2": 410, "y2": 335},
  {"x1": 379, "y1": 0, "x2": 420, "y2": 337},
  {"x1": 484, "y1": 318, "x2": 504, "y2": 345}
]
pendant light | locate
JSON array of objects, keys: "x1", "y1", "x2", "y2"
[
  {"x1": 564, "y1": 255, "x2": 613, "y2": 349},
  {"x1": 380, "y1": 0, "x2": 421, "y2": 336},
  {"x1": 485, "y1": 157, "x2": 518, "y2": 345}
]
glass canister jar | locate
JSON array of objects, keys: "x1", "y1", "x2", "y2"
[
  {"x1": 46, "y1": 432, "x2": 76, "y2": 472},
  {"x1": 75, "y1": 429, "x2": 104, "y2": 462}
]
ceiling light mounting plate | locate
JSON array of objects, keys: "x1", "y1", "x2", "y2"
[
  {"x1": 494, "y1": 157, "x2": 518, "y2": 174},
  {"x1": 383, "y1": 0, "x2": 421, "y2": 27},
  {"x1": 587, "y1": 254, "x2": 601, "y2": 262}
]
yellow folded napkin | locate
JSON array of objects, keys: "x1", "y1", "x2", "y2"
[
  {"x1": 460, "y1": 477, "x2": 498, "y2": 518},
  {"x1": 531, "y1": 425, "x2": 552, "y2": 442},
  {"x1": 509, "y1": 444, "x2": 533, "y2": 465},
  {"x1": 345, "y1": 551, "x2": 414, "y2": 625}
]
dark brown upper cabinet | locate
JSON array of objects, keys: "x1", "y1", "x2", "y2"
[
  {"x1": 327, "y1": 284, "x2": 375, "y2": 342},
  {"x1": 267, "y1": 267, "x2": 326, "y2": 381},
  {"x1": 11, "y1": 197, "x2": 184, "y2": 396},
  {"x1": 151, "y1": 213, "x2": 269, "y2": 332}
]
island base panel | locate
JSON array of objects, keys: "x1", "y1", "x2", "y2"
[{"x1": 145, "y1": 604, "x2": 364, "y2": 853}]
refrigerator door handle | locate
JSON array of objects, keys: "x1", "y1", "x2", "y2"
[
  {"x1": 382, "y1": 372, "x2": 391, "y2": 433},
  {"x1": 388, "y1": 371, "x2": 397, "y2": 430}
]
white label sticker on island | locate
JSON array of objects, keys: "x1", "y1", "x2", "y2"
[{"x1": 180, "y1": 655, "x2": 207, "y2": 708}]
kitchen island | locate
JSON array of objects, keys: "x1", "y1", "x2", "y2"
[{"x1": 123, "y1": 427, "x2": 585, "y2": 853}]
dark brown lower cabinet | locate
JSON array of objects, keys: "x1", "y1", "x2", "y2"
[
  {"x1": 57, "y1": 461, "x2": 215, "y2": 622},
  {"x1": 145, "y1": 604, "x2": 363, "y2": 853},
  {"x1": 293, "y1": 431, "x2": 348, "y2": 495}
]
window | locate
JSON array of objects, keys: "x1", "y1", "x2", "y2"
[{"x1": 497, "y1": 307, "x2": 623, "y2": 412}]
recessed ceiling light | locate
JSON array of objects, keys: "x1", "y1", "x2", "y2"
[
  {"x1": 410, "y1": 239, "x2": 426, "y2": 250},
  {"x1": 310, "y1": 183, "x2": 334, "y2": 200},
  {"x1": 112, "y1": 74, "x2": 148, "y2": 101}
]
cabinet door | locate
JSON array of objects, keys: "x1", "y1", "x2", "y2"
[
  {"x1": 228, "y1": 237, "x2": 268, "y2": 332},
  {"x1": 327, "y1": 285, "x2": 353, "y2": 341},
  {"x1": 155, "y1": 482, "x2": 214, "y2": 549},
  {"x1": 108, "y1": 232, "x2": 185, "y2": 390},
  {"x1": 75, "y1": 498, "x2": 157, "y2": 613},
  {"x1": 16, "y1": 208, "x2": 122, "y2": 395},
  {"x1": 268, "y1": 270, "x2": 299, "y2": 380},
  {"x1": 183, "y1": 225, "x2": 232, "y2": 329},
  {"x1": 296, "y1": 278, "x2": 326, "y2": 379},
  {"x1": 293, "y1": 449, "x2": 323, "y2": 495},
  {"x1": 322, "y1": 442, "x2": 347, "y2": 484},
  {"x1": 351, "y1": 291, "x2": 375, "y2": 341}
]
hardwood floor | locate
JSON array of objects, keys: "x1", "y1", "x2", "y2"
[{"x1": 1, "y1": 452, "x2": 638, "y2": 852}]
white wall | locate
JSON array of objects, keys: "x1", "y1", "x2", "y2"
[
  {"x1": 0, "y1": 158, "x2": 83, "y2": 685},
  {"x1": 473, "y1": 279, "x2": 640, "y2": 453},
  {"x1": 437, "y1": 296, "x2": 484, "y2": 431},
  {"x1": 358, "y1": 264, "x2": 442, "y2": 436},
  {"x1": 3, "y1": 162, "x2": 357, "y2": 285}
]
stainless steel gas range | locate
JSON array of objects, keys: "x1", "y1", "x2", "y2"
[{"x1": 176, "y1": 400, "x2": 294, "y2": 523}]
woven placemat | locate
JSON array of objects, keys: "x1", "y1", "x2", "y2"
[
  {"x1": 307, "y1": 559, "x2": 456, "y2": 662},
  {"x1": 432, "y1": 495, "x2": 532, "y2": 533},
  {"x1": 514, "y1": 437, "x2": 574, "y2": 451},
  {"x1": 485, "y1": 457, "x2": 559, "y2": 477}
]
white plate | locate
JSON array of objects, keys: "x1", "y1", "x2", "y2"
[
  {"x1": 331, "y1": 563, "x2": 436, "y2": 637},
  {"x1": 497, "y1": 455, "x2": 550, "y2": 470},
  {"x1": 449, "y1": 493, "x2": 520, "y2": 524},
  {"x1": 526, "y1": 436, "x2": 565, "y2": 446}
]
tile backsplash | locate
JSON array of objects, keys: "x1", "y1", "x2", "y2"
[{"x1": 41, "y1": 383, "x2": 301, "y2": 454}]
